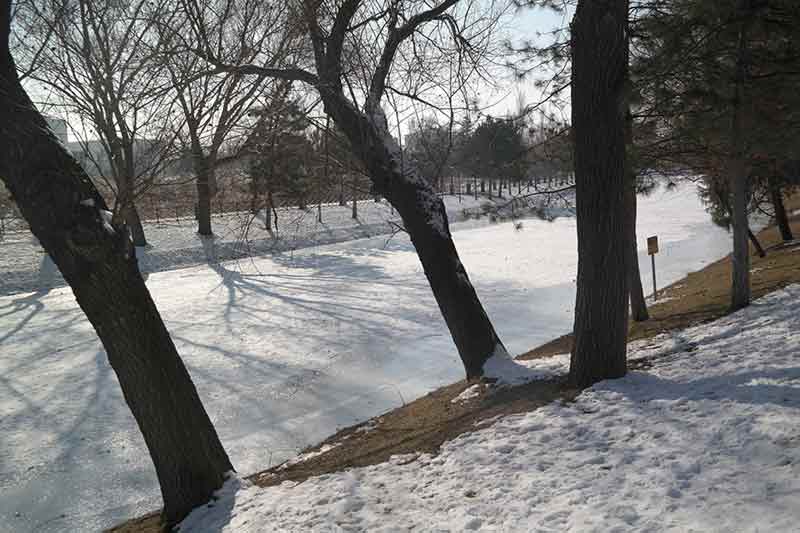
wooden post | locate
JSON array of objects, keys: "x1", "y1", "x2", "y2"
[{"x1": 647, "y1": 235, "x2": 659, "y2": 300}]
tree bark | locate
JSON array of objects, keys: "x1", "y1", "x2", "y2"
[
  {"x1": 729, "y1": 0, "x2": 753, "y2": 311},
  {"x1": 626, "y1": 182, "x2": 649, "y2": 321},
  {"x1": 0, "y1": 18, "x2": 233, "y2": 526},
  {"x1": 569, "y1": 0, "x2": 631, "y2": 388},
  {"x1": 769, "y1": 176, "x2": 793, "y2": 242},
  {"x1": 265, "y1": 189, "x2": 273, "y2": 232},
  {"x1": 624, "y1": 45, "x2": 648, "y2": 322},
  {"x1": 351, "y1": 174, "x2": 358, "y2": 219},
  {"x1": 117, "y1": 175, "x2": 147, "y2": 247},
  {"x1": 322, "y1": 97, "x2": 505, "y2": 378},
  {"x1": 124, "y1": 197, "x2": 147, "y2": 247},
  {"x1": 748, "y1": 228, "x2": 765, "y2": 257},
  {"x1": 196, "y1": 165, "x2": 214, "y2": 236}
]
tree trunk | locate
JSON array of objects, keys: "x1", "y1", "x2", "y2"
[
  {"x1": 196, "y1": 165, "x2": 214, "y2": 236},
  {"x1": 0, "y1": 23, "x2": 232, "y2": 527},
  {"x1": 322, "y1": 101, "x2": 505, "y2": 378},
  {"x1": 265, "y1": 189, "x2": 273, "y2": 232},
  {"x1": 351, "y1": 175, "x2": 358, "y2": 219},
  {"x1": 729, "y1": 0, "x2": 753, "y2": 312},
  {"x1": 569, "y1": 0, "x2": 630, "y2": 388},
  {"x1": 748, "y1": 228, "x2": 765, "y2": 258},
  {"x1": 624, "y1": 62, "x2": 648, "y2": 322},
  {"x1": 124, "y1": 198, "x2": 147, "y2": 247},
  {"x1": 626, "y1": 183, "x2": 649, "y2": 321},
  {"x1": 117, "y1": 176, "x2": 147, "y2": 247},
  {"x1": 769, "y1": 176, "x2": 793, "y2": 242}
]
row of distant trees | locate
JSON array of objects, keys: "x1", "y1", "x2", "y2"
[
  {"x1": 403, "y1": 111, "x2": 572, "y2": 194},
  {"x1": 5, "y1": 0, "x2": 571, "y2": 246},
  {"x1": 9, "y1": 0, "x2": 326, "y2": 245}
]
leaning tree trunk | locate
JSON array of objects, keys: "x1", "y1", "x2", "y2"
[
  {"x1": 748, "y1": 228, "x2": 765, "y2": 258},
  {"x1": 0, "y1": 19, "x2": 233, "y2": 526},
  {"x1": 322, "y1": 95, "x2": 505, "y2": 379},
  {"x1": 569, "y1": 0, "x2": 631, "y2": 388},
  {"x1": 769, "y1": 176, "x2": 793, "y2": 242},
  {"x1": 729, "y1": 0, "x2": 753, "y2": 312}
]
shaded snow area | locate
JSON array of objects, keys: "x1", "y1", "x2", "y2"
[
  {"x1": 179, "y1": 286, "x2": 800, "y2": 533},
  {"x1": 1, "y1": 183, "x2": 739, "y2": 532},
  {"x1": 0, "y1": 193, "x2": 563, "y2": 296}
]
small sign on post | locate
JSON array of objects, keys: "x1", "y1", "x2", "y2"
[{"x1": 647, "y1": 235, "x2": 659, "y2": 300}]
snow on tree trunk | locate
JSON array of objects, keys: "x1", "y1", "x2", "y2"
[{"x1": 322, "y1": 95, "x2": 505, "y2": 378}]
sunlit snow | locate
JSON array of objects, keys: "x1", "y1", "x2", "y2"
[{"x1": 0, "y1": 183, "x2": 740, "y2": 531}]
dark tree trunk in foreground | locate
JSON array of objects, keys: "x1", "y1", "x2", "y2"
[
  {"x1": 0, "y1": 9, "x2": 232, "y2": 525},
  {"x1": 769, "y1": 176, "x2": 793, "y2": 242},
  {"x1": 323, "y1": 94, "x2": 505, "y2": 378},
  {"x1": 569, "y1": 0, "x2": 631, "y2": 388},
  {"x1": 729, "y1": 0, "x2": 753, "y2": 312}
]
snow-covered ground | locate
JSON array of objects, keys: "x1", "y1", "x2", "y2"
[
  {"x1": 0, "y1": 183, "x2": 738, "y2": 532},
  {"x1": 180, "y1": 285, "x2": 800, "y2": 533},
  {"x1": 0, "y1": 193, "x2": 555, "y2": 296}
]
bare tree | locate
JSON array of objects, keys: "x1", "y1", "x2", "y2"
[
  {"x1": 156, "y1": 0, "x2": 290, "y2": 236},
  {"x1": 18, "y1": 0, "x2": 180, "y2": 246},
  {"x1": 190, "y1": 0, "x2": 510, "y2": 378},
  {"x1": 1, "y1": 2, "x2": 233, "y2": 526}
]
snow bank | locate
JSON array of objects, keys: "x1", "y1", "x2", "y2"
[{"x1": 179, "y1": 285, "x2": 800, "y2": 532}]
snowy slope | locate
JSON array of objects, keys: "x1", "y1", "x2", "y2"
[
  {"x1": 179, "y1": 285, "x2": 800, "y2": 533},
  {"x1": 0, "y1": 183, "x2": 735, "y2": 532}
]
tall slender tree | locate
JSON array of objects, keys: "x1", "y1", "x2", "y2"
[
  {"x1": 1, "y1": 2, "x2": 232, "y2": 526},
  {"x1": 728, "y1": 0, "x2": 754, "y2": 310}
]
